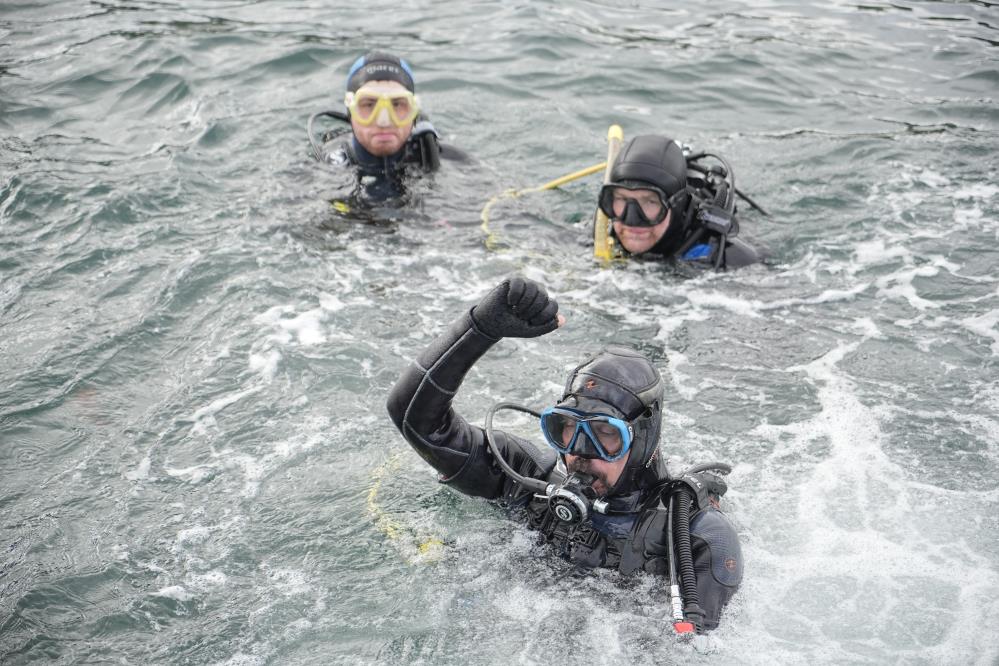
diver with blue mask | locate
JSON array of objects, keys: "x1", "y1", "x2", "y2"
[
  {"x1": 597, "y1": 135, "x2": 765, "y2": 270},
  {"x1": 307, "y1": 51, "x2": 468, "y2": 203},
  {"x1": 386, "y1": 276, "x2": 743, "y2": 633}
]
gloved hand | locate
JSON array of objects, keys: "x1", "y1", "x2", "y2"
[{"x1": 471, "y1": 276, "x2": 560, "y2": 339}]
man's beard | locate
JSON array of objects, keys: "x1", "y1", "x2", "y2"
[{"x1": 566, "y1": 457, "x2": 612, "y2": 497}]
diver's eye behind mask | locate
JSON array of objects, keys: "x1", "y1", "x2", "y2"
[
  {"x1": 540, "y1": 407, "x2": 633, "y2": 462},
  {"x1": 598, "y1": 184, "x2": 668, "y2": 227},
  {"x1": 344, "y1": 89, "x2": 420, "y2": 127}
]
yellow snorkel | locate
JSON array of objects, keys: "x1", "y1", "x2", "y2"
[{"x1": 594, "y1": 124, "x2": 624, "y2": 262}]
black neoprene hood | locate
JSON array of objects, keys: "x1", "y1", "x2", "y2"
[
  {"x1": 560, "y1": 344, "x2": 663, "y2": 421},
  {"x1": 557, "y1": 345, "x2": 666, "y2": 495},
  {"x1": 610, "y1": 135, "x2": 687, "y2": 197}
]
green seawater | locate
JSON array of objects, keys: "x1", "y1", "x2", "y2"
[{"x1": 2, "y1": 1, "x2": 998, "y2": 664}]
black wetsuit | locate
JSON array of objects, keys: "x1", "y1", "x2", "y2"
[
  {"x1": 614, "y1": 208, "x2": 763, "y2": 271},
  {"x1": 322, "y1": 126, "x2": 468, "y2": 202},
  {"x1": 386, "y1": 310, "x2": 744, "y2": 631},
  {"x1": 653, "y1": 229, "x2": 762, "y2": 269}
]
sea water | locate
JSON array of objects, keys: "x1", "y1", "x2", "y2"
[{"x1": 1, "y1": 1, "x2": 998, "y2": 664}]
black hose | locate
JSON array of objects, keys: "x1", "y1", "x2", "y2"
[
  {"x1": 713, "y1": 234, "x2": 728, "y2": 270},
  {"x1": 307, "y1": 109, "x2": 350, "y2": 162},
  {"x1": 666, "y1": 462, "x2": 730, "y2": 631},
  {"x1": 674, "y1": 198, "x2": 706, "y2": 258},
  {"x1": 484, "y1": 402, "x2": 549, "y2": 495},
  {"x1": 690, "y1": 152, "x2": 770, "y2": 217},
  {"x1": 712, "y1": 179, "x2": 730, "y2": 269},
  {"x1": 735, "y1": 186, "x2": 770, "y2": 217},
  {"x1": 417, "y1": 129, "x2": 441, "y2": 171},
  {"x1": 665, "y1": 493, "x2": 687, "y2": 629},
  {"x1": 666, "y1": 494, "x2": 678, "y2": 589},
  {"x1": 672, "y1": 485, "x2": 705, "y2": 631},
  {"x1": 684, "y1": 462, "x2": 732, "y2": 476},
  {"x1": 689, "y1": 153, "x2": 735, "y2": 212}
]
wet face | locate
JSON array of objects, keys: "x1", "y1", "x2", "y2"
[
  {"x1": 610, "y1": 188, "x2": 672, "y2": 255},
  {"x1": 564, "y1": 452, "x2": 629, "y2": 497},
  {"x1": 349, "y1": 80, "x2": 414, "y2": 157}
]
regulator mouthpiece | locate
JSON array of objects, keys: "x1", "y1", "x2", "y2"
[{"x1": 547, "y1": 472, "x2": 601, "y2": 525}]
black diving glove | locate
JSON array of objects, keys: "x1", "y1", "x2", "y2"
[{"x1": 471, "y1": 276, "x2": 560, "y2": 339}]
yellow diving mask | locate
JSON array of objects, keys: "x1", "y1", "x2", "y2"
[{"x1": 344, "y1": 87, "x2": 420, "y2": 127}]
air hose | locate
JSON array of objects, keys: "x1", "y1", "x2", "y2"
[
  {"x1": 672, "y1": 483, "x2": 705, "y2": 632},
  {"x1": 483, "y1": 402, "x2": 549, "y2": 495},
  {"x1": 666, "y1": 462, "x2": 732, "y2": 634},
  {"x1": 307, "y1": 109, "x2": 350, "y2": 161}
]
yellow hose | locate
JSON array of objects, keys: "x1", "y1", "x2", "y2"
[
  {"x1": 480, "y1": 161, "x2": 609, "y2": 250},
  {"x1": 366, "y1": 451, "x2": 445, "y2": 564}
]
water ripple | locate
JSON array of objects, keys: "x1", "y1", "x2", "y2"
[{"x1": 2, "y1": 1, "x2": 999, "y2": 664}]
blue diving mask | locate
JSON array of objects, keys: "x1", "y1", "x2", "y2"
[{"x1": 540, "y1": 407, "x2": 633, "y2": 462}]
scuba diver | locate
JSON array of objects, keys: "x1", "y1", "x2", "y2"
[
  {"x1": 307, "y1": 51, "x2": 468, "y2": 203},
  {"x1": 386, "y1": 276, "x2": 743, "y2": 633},
  {"x1": 597, "y1": 134, "x2": 767, "y2": 270}
]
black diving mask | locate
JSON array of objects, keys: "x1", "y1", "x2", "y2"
[{"x1": 598, "y1": 183, "x2": 687, "y2": 227}]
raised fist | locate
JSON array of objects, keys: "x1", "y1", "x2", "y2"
[{"x1": 471, "y1": 276, "x2": 560, "y2": 339}]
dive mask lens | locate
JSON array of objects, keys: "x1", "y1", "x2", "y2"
[
  {"x1": 598, "y1": 184, "x2": 669, "y2": 227},
  {"x1": 345, "y1": 89, "x2": 419, "y2": 127},
  {"x1": 540, "y1": 407, "x2": 633, "y2": 462}
]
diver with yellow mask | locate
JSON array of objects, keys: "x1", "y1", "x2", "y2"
[{"x1": 308, "y1": 52, "x2": 468, "y2": 204}]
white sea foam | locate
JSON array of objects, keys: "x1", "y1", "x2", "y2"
[
  {"x1": 154, "y1": 585, "x2": 193, "y2": 601},
  {"x1": 265, "y1": 567, "x2": 312, "y2": 597},
  {"x1": 190, "y1": 387, "x2": 262, "y2": 423},
  {"x1": 175, "y1": 525, "x2": 211, "y2": 547},
  {"x1": 686, "y1": 290, "x2": 766, "y2": 317},
  {"x1": 187, "y1": 570, "x2": 228, "y2": 590},
  {"x1": 953, "y1": 183, "x2": 999, "y2": 201},
  {"x1": 125, "y1": 455, "x2": 151, "y2": 481},
  {"x1": 209, "y1": 417, "x2": 328, "y2": 497},
  {"x1": 736, "y1": 333, "x2": 999, "y2": 662},
  {"x1": 853, "y1": 238, "x2": 910, "y2": 265},
  {"x1": 959, "y1": 307, "x2": 999, "y2": 355},
  {"x1": 493, "y1": 584, "x2": 559, "y2": 620},
  {"x1": 849, "y1": 316, "x2": 883, "y2": 338},
  {"x1": 874, "y1": 264, "x2": 940, "y2": 311},
  {"x1": 163, "y1": 464, "x2": 215, "y2": 484},
  {"x1": 611, "y1": 104, "x2": 652, "y2": 116},
  {"x1": 319, "y1": 292, "x2": 346, "y2": 311},
  {"x1": 676, "y1": 283, "x2": 869, "y2": 319},
  {"x1": 663, "y1": 349, "x2": 699, "y2": 401},
  {"x1": 213, "y1": 653, "x2": 264, "y2": 666},
  {"x1": 248, "y1": 349, "x2": 281, "y2": 383}
]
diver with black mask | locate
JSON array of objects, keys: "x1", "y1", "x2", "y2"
[
  {"x1": 386, "y1": 276, "x2": 743, "y2": 634},
  {"x1": 596, "y1": 134, "x2": 766, "y2": 270},
  {"x1": 307, "y1": 51, "x2": 468, "y2": 203}
]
